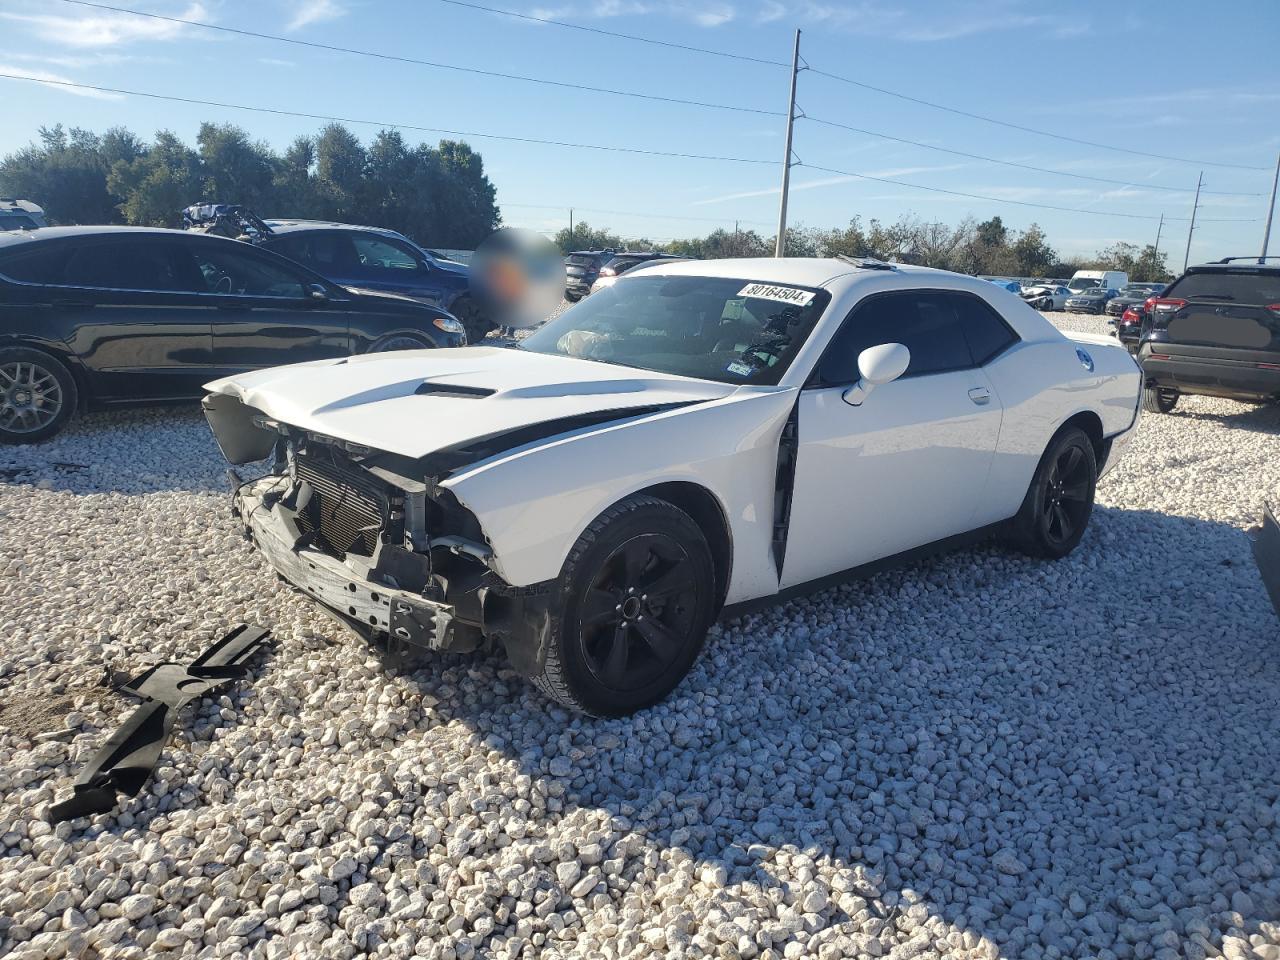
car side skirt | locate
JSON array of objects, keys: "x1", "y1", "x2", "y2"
[{"x1": 719, "y1": 519, "x2": 1009, "y2": 622}]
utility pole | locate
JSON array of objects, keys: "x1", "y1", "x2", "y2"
[
  {"x1": 774, "y1": 29, "x2": 801, "y2": 258},
  {"x1": 1182, "y1": 172, "x2": 1202, "y2": 272},
  {"x1": 1151, "y1": 213, "x2": 1164, "y2": 279},
  {"x1": 1261, "y1": 151, "x2": 1280, "y2": 263},
  {"x1": 568, "y1": 208, "x2": 574, "y2": 244}
]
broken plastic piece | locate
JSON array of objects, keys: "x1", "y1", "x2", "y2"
[
  {"x1": 47, "y1": 624, "x2": 271, "y2": 823},
  {"x1": 1250, "y1": 502, "x2": 1280, "y2": 620}
]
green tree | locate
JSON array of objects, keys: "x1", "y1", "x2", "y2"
[
  {"x1": 555, "y1": 221, "x2": 624, "y2": 253},
  {"x1": 0, "y1": 125, "x2": 124, "y2": 224},
  {"x1": 196, "y1": 123, "x2": 276, "y2": 212},
  {"x1": 109, "y1": 130, "x2": 202, "y2": 227},
  {"x1": 1011, "y1": 223, "x2": 1056, "y2": 276}
]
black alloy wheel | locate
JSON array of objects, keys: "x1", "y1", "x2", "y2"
[
  {"x1": 1010, "y1": 426, "x2": 1097, "y2": 560},
  {"x1": 579, "y1": 533, "x2": 700, "y2": 693},
  {"x1": 532, "y1": 495, "x2": 717, "y2": 716},
  {"x1": 371, "y1": 334, "x2": 432, "y2": 353}
]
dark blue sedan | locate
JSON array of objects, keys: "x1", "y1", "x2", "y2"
[{"x1": 260, "y1": 220, "x2": 492, "y2": 340}]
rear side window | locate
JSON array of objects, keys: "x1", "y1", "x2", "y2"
[
  {"x1": 820, "y1": 291, "x2": 974, "y2": 383},
  {"x1": 62, "y1": 241, "x2": 184, "y2": 291},
  {"x1": 952, "y1": 293, "x2": 1018, "y2": 364},
  {"x1": 1166, "y1": 270, "x2": 1280, "y2": 305},
  {"x1": 0, "y1": 246, "x2": 71, "y2": 283}
]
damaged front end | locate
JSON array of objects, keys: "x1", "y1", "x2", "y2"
[{"x1": 208, "y1": 394, "x2": 556, "y2": 671}]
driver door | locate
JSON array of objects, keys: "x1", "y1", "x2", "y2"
[{"x1": 781, "y1": 290, "x2": 1005, "y2": 589}]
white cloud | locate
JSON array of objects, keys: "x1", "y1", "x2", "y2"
[
  {"x1": 285, "y1": 0, "x2": 347, "y2": 31},
  {"x1": 525, "y1": 1, "x2": 739, "y2": 27},
  {"x1": 259, "y1": 57, "x2": 297, "y2": 67},
  {"x1": 0, "y1": 63, "x2": 124, "y2": 99},
  {"x1": 761, "y1": 1, "x2": 1085, "y2": 41},
  {"x1": 692, "y1": 163, "x2": 969, "y2": 205},
  {"x1": 0, "y1": 3, "x2": 209, "y2": 48}
]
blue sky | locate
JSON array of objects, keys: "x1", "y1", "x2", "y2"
[{"x1": 1, "y1": 0, "x2": 1277, "y2": 260}]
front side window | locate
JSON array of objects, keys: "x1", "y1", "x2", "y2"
[
  {"x1": 188, "y1": 244, "x2": 307, "y2": 298},
  {"x1": 351, "y1": 235, "x2": 424, "y2": 276},
  {"x1": 818, "y1": 291, "x2": 974, "y2": 384},
  {"x1": 268, "y1": 232, "x2": 359, "y2": 275},
  {"x1": 0, "y1": 246, "x2": 71, "y2": 284},
  {"x1": 61, "y1": 240, "x2": 184, "y2": 292},
  {"x1": 520, "y1": 274, "x2": 831, "y2": 385}
]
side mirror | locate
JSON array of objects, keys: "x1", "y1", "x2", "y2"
[
  {"x1": 842, "y1": 342, "x2": 910, "y2": 406},
  {"x1": 307, "y1": 284, "x2": 329, "y2": 302}
]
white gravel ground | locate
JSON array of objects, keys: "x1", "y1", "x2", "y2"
[{"x1": 1, "y1": 312, "x2": 1279, "y2": 960}]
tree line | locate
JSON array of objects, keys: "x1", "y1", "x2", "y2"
[
  {"x1": 0, "y1": 122, "x2": 502, "y2": 249},
  {"x1": 556, "y1": 214, "x2": 1172, "y2": 281}
]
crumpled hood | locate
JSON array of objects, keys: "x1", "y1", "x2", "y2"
[{"x1": 204, "y1": 346, "x2": 738, "y2": 459}]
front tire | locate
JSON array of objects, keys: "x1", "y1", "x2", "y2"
[
  {"x1": 369, "y1": 333, "x2": 432, "y2": 353},
  {"x1": 532, "y1": 495, "x2": 717, "y2": 717},
  {"x1": 1143, "y1": 385, "x2": 1178, "y2": 414},
  {"x1": 0, "y1": 347, "x2": 78, "y2": 444},
  {"x1": 1009, "y1": 426, "x2": 1097, "y2": 560}
]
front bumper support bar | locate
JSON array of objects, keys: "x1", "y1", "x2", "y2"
[{"x1": 234, "y1": 478, "x2": 457, "y2": 649}]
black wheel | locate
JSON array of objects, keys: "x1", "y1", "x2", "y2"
[
  {"x1": 1142, "y1": 385, "x2": 1178, "y2": 414},
  {"x1": 370, "y1": 333, "x2": 432, "y2": 353},
  {"x1": 1009, "y1": 427, "x2": 1097, "y2": 560},
  {"x1": 564, "y1": 291, "x2": 582, "y2": 303},
  {"x1": 0, "y1": 347, "x2": 78, "y2": 444},
  {"x1": 450, "y1": 296, "x2": 494, "y2": 343},
  {"x1": 532, "y1": 495, "x2": 717, "y2": 717}
]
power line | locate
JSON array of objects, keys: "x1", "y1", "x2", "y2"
[
  {"x1": 0, "y1": 72, "x2": 776, "y2": 167},
  {"x1": 432, "y1": 0, "x2": 789, "y2": 67},
  {"x1": 54, "y1": 0, "x2": 780, "y2": 117},
  {"x1": 807, "y1": 68, "x2": 1271, "y2": 173},
  {"x1": 798, "y1": 162, "x2": 1259, "y2": 223},
  {"x1": 802, "y1": 115, "x2": 1261, "y2": 198}
]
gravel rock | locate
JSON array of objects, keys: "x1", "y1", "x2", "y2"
[{"x1": 1, "y1": 312, "x2": 1278, "y2": 959}]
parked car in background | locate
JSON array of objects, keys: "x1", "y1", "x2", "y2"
[
  {"x1": 984, "y1": 277, "x2": 1023, "y2": 294},
  {"x1": 1065, "y1": 287, "x2": 1120, "y2": 314},
  {"x1": 564, "y1": 250, "x2": 615, "y2": 301},
  {"x1": 1069, "y1": 269, "x2": 1128, "y2": 293},
  {"x1": 1021, "y1": 283, "x2": 1072, "y2": 311},
  {"x1": 0, "y1": 226, "x2": 464, "y2": 443},
  {"x1": 182, "y1": 205, "x2": 493, "y2": 342},
  {"x1": 589, "y1": 253, "x2": 688, "y2": 294},
  {"x1": 0, "y1": 199, "x2": 46, "y2": 232},
  {"x1": 1106, "y1": 283, "x2": 1166, "y2": 319},
  {"x1": 1136, "y1": 257, "x2": 1280, "y2": 413},
  {"x1": 205, "y1": 256, "x2": 1140, "y2": 715}
]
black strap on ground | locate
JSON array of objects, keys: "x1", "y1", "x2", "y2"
[{"x1": 47, "y1": 624, "x2": 271, "y2": 823}]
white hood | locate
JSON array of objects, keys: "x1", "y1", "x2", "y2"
[{"x1": 204, "y1": 346, "x2": 737, "y2": 460}]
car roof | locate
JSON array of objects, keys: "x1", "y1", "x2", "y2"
[
  {"x1": 263, "y1": 219, "x2": 405, "y2": 237},
  {"x1": 0, "y1": 224, "x2": 196, "y2": 250}
]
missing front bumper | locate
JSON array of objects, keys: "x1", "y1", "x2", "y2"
[{"x1": 234, "y1": 478, "x2": 457, "y2": 650}]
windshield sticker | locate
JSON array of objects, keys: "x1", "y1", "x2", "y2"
[
  {"x1": 738, "y1": 282, "x2": 816, "y2": 307},
  {"x1": 725, "y1": 360, "x2": 755, "y2": 377}
]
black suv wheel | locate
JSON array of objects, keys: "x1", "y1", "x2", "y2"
[{"x1": 1143, "y1": 386, "x2": 1178, "y2": 414}]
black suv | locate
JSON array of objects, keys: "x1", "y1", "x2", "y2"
[
  {"x1": 0, "y1": 227, "x2": 464, "y2": 443},
  {"x1": 1137, "y1": 257, "x2": 1280, "y2": 413},
  {"x1": 563, "y1": 250, "x2": 615, "y2": 301}
]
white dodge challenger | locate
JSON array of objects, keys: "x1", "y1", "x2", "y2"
[{"x1": 203, "y1": 256, "x2": 1141, "y2": 715}]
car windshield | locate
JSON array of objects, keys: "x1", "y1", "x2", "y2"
[{"x1": 520, "y1": 274, "x2": 831, "y2": 385}]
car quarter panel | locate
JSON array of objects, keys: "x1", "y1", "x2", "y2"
[
  {"x1": 441, "y1": 388, "x2": 798, "y2": 602},
  {"x1": 976, "y1": 337, "x2": 1140, "y2": 524}
]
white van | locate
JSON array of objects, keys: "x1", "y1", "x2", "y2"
[{"x1": 1068, "y1": 269, "x2": 1128, "y2": 292}]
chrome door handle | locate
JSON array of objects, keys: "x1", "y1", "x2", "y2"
[{"x1": 968, "y1": 387, "x2": 991, "y2": 405}]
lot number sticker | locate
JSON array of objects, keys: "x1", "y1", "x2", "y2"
[{"x1": 738, "y1": 282, "x2": 816, "y2": 307}]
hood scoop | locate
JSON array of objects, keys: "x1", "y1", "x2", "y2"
[{"x1": 415, "y1": 382, "x2": 496, "y2": 399}]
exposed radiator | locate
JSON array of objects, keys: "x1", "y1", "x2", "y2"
[{"x1": 294, "y1": 453, "x2": 387, "y2": 558}]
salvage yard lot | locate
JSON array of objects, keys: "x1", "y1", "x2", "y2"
[{"x1": 1, "y1": 312, "x2": 1278, "y2": 960}]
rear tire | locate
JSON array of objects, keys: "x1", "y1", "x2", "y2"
[
  {"x1": 531, "y1": 495, "x2": 717, "y2": 717},
  {"x1": 369, "y1": 333, "x2": 432, "y2": 353},
  {"x1": 1142, "y1": 385, "x2": 1178, "y2": 414},
  {"x1": 0, "y1": 347, "x2": 78, "y2": 445},
  {"x1": 1009, "y1": 426, "x2": 1097, "y2": 560}
]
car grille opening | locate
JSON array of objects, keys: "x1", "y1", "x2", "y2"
[{"x1": 294, "y1": 453, "x2": 387, "y2": 558}]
